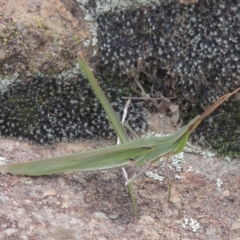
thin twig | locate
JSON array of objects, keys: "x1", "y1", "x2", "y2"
[
  {"x1": 122, "y1": 97, "x2": 163, "y2": 100},
  {"x1": 133, "y1": 57, "x2": 173, "y2": 110},
  {"x1": 118, "y1": 99, "x2": 132, "y2": 180},
  {"x1": 118, "y1": 99, "x2": 138, "y2": 216},
  {"x1": 117, "y1": 99, "x2": 131, "y2": 145},
  {"x1": 122, "y1": 123, "x2": 140, "y2": 139},
  {"x1": 134, "y1": 58, "x2": 149, "y2": 98},
  {"x1": 210, "y1": 112, "x2": 225, "y2": 119},
  {"x1": 186, "y1": 142, "x2": 201, "y2": 151},
  {"x1": 125, "y1": 160, "x2": 152, "y2": 186},
  {"x1": 163, "y1": 154, "x2": 172, "y2": 204}
]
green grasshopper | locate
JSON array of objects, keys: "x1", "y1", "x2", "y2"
[
  {"x1": 0, "y1": 53, "x2": 239, "y2": 215},
  {"x1": 0, "y1": 115, "x2": 200, "y2": 176},
  {"x1": 0, "y1": 55, "x2": 238, "y2": 177},
  {"x1": 0, "y1": 92, "x2": 237, "y2": 177}
]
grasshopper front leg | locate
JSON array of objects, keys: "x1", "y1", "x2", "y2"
[
  {"x1": 125, "y1": 153, "x2": 173, "y2": 205},
  {"x1": 125, "y1": 158, "x2": 153, "y2": 217},
  {"x1": 125, "y1": 160, "x2": 152, "y2": 186},
  {"x1": 163, "y1": 154, "x2": 172, "y2": 204}
]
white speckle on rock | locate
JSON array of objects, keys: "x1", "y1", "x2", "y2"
[
  {"x1": 216, "y1": 178, "x2": 223, "y2": 188},
  {"x1": 83, "y1": 39, "x2": 91, "y2": 47},
  {"x1": 170, "y1": 152, "x2": 184, "y2": 171},
  {"x1": 84, "y1": 13, "x2": 95, "y2": 22},
  {"x1": 76, "y1": 0, "x2": 89, "y2": 5},
  {"x1": 182, "y1": 218, "x2": 200, "y2": 232},
  {"x1": 224, "y1": 156, "x2": 232, "y2": 162},
  {"x1": 189, "y1": 218, "x2": 200, "y2": 232},
  {"x1": 0, "y1": 69, "x2": 20, "y2": 92},
  {"x1": 203, "y1": 151, "x2": 216, "y2": 158},
  {"x1": 187, "y1": 166, "x2": 194, "y2": 172},
  {"x1": 0, "y1": 157, "x2": 6, "y2": 165},
  {"x1": 146, "y1": 171, "x2": 164, "y2": 181}
]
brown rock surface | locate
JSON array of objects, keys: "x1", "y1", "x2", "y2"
[
  {"x1": 0, "y1": 0, "x2": 90, "y2": 79},
  {"x1": 0, "y1": 113, "x2": 240, "y2": 239}
]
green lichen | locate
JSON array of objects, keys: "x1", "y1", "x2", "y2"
[
  {"x1": 33, "y1": 16, "x2": 47, "y2": 29},
  {"x1": 205, "y1": 101, "x2": 240, "y2": 158},
  {"x1": 181, "y1": 98, "x2": 240, "y2": 158},
  {"x1": 0, "y1": 75, "x2": 147, "y2": 144},
  {"x1": 192, "y1": 101, "x2": 240, "y2": 158}
]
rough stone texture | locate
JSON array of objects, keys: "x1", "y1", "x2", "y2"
[
  {"x1": 0, "y1": 75, "x2": 147, "y2": 144},
  {"x1": 77, "y1": 0, "x2": 198, "y2": 15},
  {"x1": 0, "y1": 0, "x2": 199, "y2": 91},
  {"x1": 0, "y1": 0, "x2": 91, "y2": 90},
  {"x1": 0, "y1": 49, "x2": 6, "y2": 61},
  {"x1": 0, "y1": 5, "x2": 239, "y2": 240},
  {"x1": 0, "y1": 114, "x2": 240, "y2": 239},
  {"x1": 95, "y1": 0, "x2": 240, "y2": 156},
  {"x1": 96, "y1": 0, "x2": 240, "y2": 105},
  {"x1": 0, "y1": 0, "x2": 240, "y2": 156}
]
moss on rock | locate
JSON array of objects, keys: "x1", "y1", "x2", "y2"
[
  {"x1": 196, "y1": 101, "x2": 240, "y2": 158},
  {"x1": 96, "y1": 0, "x2": 240, "y2": 157},
  {"x1": 0, "y1": 75, "x2": 147, "y2": 144}
]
